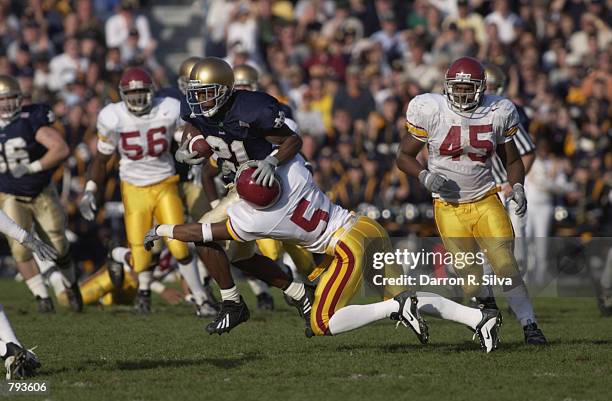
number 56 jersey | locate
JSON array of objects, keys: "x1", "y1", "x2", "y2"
[
  {"x1": 97, "y1": 97, "x2": 182, "y2": 186},
  {"x1": 226, "y1": 155, "x2": 352, "y2": 255},
  {"x1": 405, "y1": 93, "x2": 519, "y2": 202}
]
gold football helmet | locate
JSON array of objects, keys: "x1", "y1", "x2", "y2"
[
  {"x1": 187, "y1": 57, "x2": 234, "y2": 117},
  {"x1": 0, "y1": 75, "x2": 22, "y2": 120},
  {"x1": 484, "y1": 63, "x2": 507, "y2": 96},
  {"x1": 178, "y1": 56, "x2": 203, "y2": 93},
  {"x1": 233, "y1": 64, "x2": 259, "y2": 91}
]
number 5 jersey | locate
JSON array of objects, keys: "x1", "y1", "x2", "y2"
[
  {"x1": 405, "y1": 93, "x2": 519, "y2": 203},
  {"x1": 97, "y1": 97, "x2": 182, "y2": 186},
  {"x1": 226, "y1": 155, "x2": 352, "y2": 255}
]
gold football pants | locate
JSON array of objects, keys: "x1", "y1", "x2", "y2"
[
  {"x1": 310, "y1": 216, "x2": 393, "y2": 336},
  {"x1": 121, "y1": 175, "x2": 189, "y2": 272},
  {"x1": 0, "y1": 185, "x2": 68, "y2": 262},
  {"x1": 256, "y1": 239, "x2": 315, "y2": 276},
  {"x1": 434, "y1": 192, "x2": 519, "y2": 296}
]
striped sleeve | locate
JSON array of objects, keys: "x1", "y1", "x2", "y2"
[
  {"x1": 494, "y1": 99, "x2": 520, "y2": 143},
  {"x1": 226, "y1": 203, "x2": 261, "y2": 242},
  {"x1": 511, "y1": 123, "x2": 535, "y2": 156},
  {"x1": 405, "y1": 96, "x2": 431, "y2": 143}
]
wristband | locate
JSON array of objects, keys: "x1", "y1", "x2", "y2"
[
  {"x1": 28, "y1": 160, "x2": 43, "y2": 173},
  {"x1": 150, "y1": 281, "x2": 166, "y2": 295},
  {"x1": 201, "y1": 223, "x2": 213, "y2": 242},
  {"x1": 85, "y1": 180, "x2": 97, "y2": 193},
  {"x1": 155, "y1": 224, "x2": 175, "y2": 238}
]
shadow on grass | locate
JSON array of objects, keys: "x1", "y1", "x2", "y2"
[{"x1": 116, "y1": 351, "x2": 262, "y2": 371}]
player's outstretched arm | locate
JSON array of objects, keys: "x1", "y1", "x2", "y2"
[
  {"x1": 144, "y1": 222, "x2": 232, "y2": 251},
  {"x1": 12, "y1": 126, "x2": 70, "y2": 178}
]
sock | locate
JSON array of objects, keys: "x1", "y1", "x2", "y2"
[
  {"x1": 25, "y1": 275, "x2": 49, "y2": 299},
  {"x1": 247, "y1": 278, "x2": 269, "y2": 296},
  {"x1": 504, "y1": 284, "x2": 537, "y2": 326},
  {"x1": 0, "y1": 305, "x2": 20, "y2": 345},
  {"x1": 138, "y1": 271, "x2": 153, "y2": 291},
  {"x1": 219, "y1": 286, "x2": 240, "y2": 303},
  {"x1": 178, "y1": 258, "x2": 208, "y2": 305},
  {"x1": 328, "y1": 299, "x2": 399, "y2": 335},
  {"x1": 48, "y1": 271, "x2": 66, "y2": 297},
  {"x1": 416, "y1": 291, "x2": 482, "y2": 329},
  {"x1": 283, "y1": 281, "x2": 305, "y2": 301}
]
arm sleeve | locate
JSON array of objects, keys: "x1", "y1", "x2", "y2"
[
  {"x1": 226, "y1": 204, "x2": 263, "y2": 242},
  {"x1": 253, "y1": 95, "x2": 287, "y2": 134},
  {"x1": 405, "y1": 96, "x2": 430, "y2": 143},
  {"x1": 30, "y1": 104, "x2": 56, "y2": 131},
  {"x1": 0, "y1": 210, "x2": 28, "y2": 243},
  {"x1": 96, "y1": 106, "x2": 119, "y2": 155},
  {"x1": 494, "y1": 100, "x2": 520, "y2": 144}
]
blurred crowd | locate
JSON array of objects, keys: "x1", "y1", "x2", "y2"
[{"x1": 0, "y1": 0, "x2": 610, "y2": 269}]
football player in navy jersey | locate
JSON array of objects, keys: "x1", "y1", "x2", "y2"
[
  {"x1": 174, "y1": 57, "x2": 310, "y2": 333},
  {"x1": 0, "y1": 75, "x2": 83, "y2": 312}
]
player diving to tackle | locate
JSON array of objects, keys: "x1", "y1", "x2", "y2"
[
  {"x1": 78, "y1": 67, "x2": 215, "y2": 316},
  {"x1": 0, "y1": 75, "x2": 83, "y2": 313},
  {"x1": 396, "y1": 56, "x2": 546, "y2": 345},
  {"x1": 145, "y1": 155, "x2": 504, "y2": 352},
  {"x1": 0, "y1": 209, "x2": 54, "y2": 378}
]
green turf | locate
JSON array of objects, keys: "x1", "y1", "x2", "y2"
[{"x1": 1, "y1": 280, "x2": 611, "y2": 401}]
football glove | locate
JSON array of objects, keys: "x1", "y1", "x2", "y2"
[
  {"x1": 509, "y1": 183, "x2": 527, "y2": 218},
  {"x1": 418, "y1": 170, "x2": 447, "y2": 193},
  {"x1": 247, "y1": 155, "x2": 279, "y2": 187},
  {"x1": 144, "y1": 227, "x2": 160, "y2": 251},
  {"x1": 11, "y1": 161, "x2": 42, "y2": 178},
  {"x1": 79, "y1": 190, "x2": 97, "y2": 221},
  {"x1": 22, "y1": 234, "x2": 58, "y2": 261},
  {"x1": 175, "y1": 140, "x2": 206, "y2": 165}
]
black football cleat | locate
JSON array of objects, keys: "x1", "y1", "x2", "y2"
[
  {"x1": 286, "y1": 285, "x2": 315, "y2": 337},
  {"x1": 474, "y1": 309, "x2": 502, "y2": 353},
  {"x1": 390, "y1": 291, "x2": 429, "y2": 344},
  {"x1": 36, "y1": 296, "x2": 54, "y2": 313},
  {"x1": 135, "y1": 290, "x2": 152, "y2": 315},
  {"x1": 523, "y1": 321, "x2": 547, "y2": 345},
  {"x1": 2, "y1": 343, "x2": 40, "y2": 380},
  {"x1": 205, "y1": 297, "x2": 250, "y2": 335},
  {"x1": 598, "y1": 296, "x2": 612, "y2": 317},
  {"x1": 256, "y1": 292, "x2": 275, "y2": 311},
  {"x1": 65, "y1": 282, "x2": 84, "y2": 312}
]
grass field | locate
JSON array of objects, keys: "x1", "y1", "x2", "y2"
[{"x1": 1, "y1": 280, "x2": 611, "y2": 401}]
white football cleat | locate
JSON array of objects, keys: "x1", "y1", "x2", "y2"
[
  {"x1": 391, "y1": 291, "x2": 429, "y2": 344},
  {"x1": 474, "y1": 309, "x2": 502, "y2": 353}
]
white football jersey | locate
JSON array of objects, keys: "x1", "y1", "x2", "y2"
[
  {"x1": 406, "y1": 93, "x2": 519, "y2": 202},
  {"x1": 227, "y1": 155, "x2": 352, "y2": 254},
  {"x1": 97, "y1": 97, "x2": 183, "y2": 186}
]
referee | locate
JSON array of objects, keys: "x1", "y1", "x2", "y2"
[{"x1": 486, "y1": 64, "x2": 536, "y2": 250}]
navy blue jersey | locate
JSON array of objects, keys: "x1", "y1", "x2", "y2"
[
  {"x1": 279, "y1": 102, "x2": 294, "y2": 121},
  {"x1": 181, "y1": 90, "x2": 286, "y2": 172},
  {"x1": 0, "y1": 104, "x2": 55, "y2": 197}
]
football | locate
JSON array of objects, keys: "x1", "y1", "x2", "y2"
[{"x1": 188, "y1": 134, "x2": 213, "y2": 158}]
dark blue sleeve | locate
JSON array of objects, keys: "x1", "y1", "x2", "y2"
[
  {"x1": 180, "y1": 97, "x2": 195, "y2": 124},
  {"x1": 279, "y1": 103, "x2": 294, "y2": 120},
  {"x1": 27, "y1": 104, "x2": 55, "y2": 131},
  {"x1": 250, "y1": 92, "x2": 285, "y2": 133}
]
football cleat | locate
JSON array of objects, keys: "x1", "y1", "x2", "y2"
[
  {"x1": 523, "y1": 321, "x2": 547, "y2": 345},
  {"x1": 65, "y1": 282, "x2": 84, "y2": 312},
  {"x1": 286, "y1": 285, "x2": 315, "y2": 337},
  {"x1": 390, "y1": 291, "x2": 429, "y2": 344},
  {"x1": 205, "y1": 297, "x2": 250, "y2": 335},
  {"x1": 598, "y1": 296, "x2": 612, "y2": 317},
  {"x1": 135, "y1": 290, "x2": 152, "y2": 314},
  {"x1": 195, "y1": 300, "x2": 219, "y2": 318},
  {"x1": 473, "y1": 308, "x2": 502, "y2": 353},
  {"x1": 256, "y1": 292, "x2": 275, "y2": 311},
  {"x1": 2, "y1": 343, "x2": 40, "y2": 380},
  {"x1": 36, "y1": 296, "x2": 54, "y2": 313}
]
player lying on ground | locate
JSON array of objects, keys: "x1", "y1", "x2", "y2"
[
  {"x1": 79, "y1": 67, "x2": 216, "y2": 317},
  {"x1": 145, "y1": 156, "x2": 503, "y2": 352},
  {"x1": 0, "y1": 208, "x2": 52, "y2": 378},
  {"x1": 0, "y1": 75, "x2": 83, "y2": 313},
  {"x1": 396, "y1": 56, "x2": 546, "y2": 345}
]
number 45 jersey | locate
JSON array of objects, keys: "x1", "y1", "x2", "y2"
[
  {"x1": 406, "y1": 93, "x2": 519, "y2": 203},
  {"x1": 97, "y1": 97, "x2": 182, "y2": 186},
  {"x1": 227, "y1": 155, "x2": 352, "y2": 255},
  {"x1": 0, "y1": 104, "x2": 56, "y2": 197}
]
